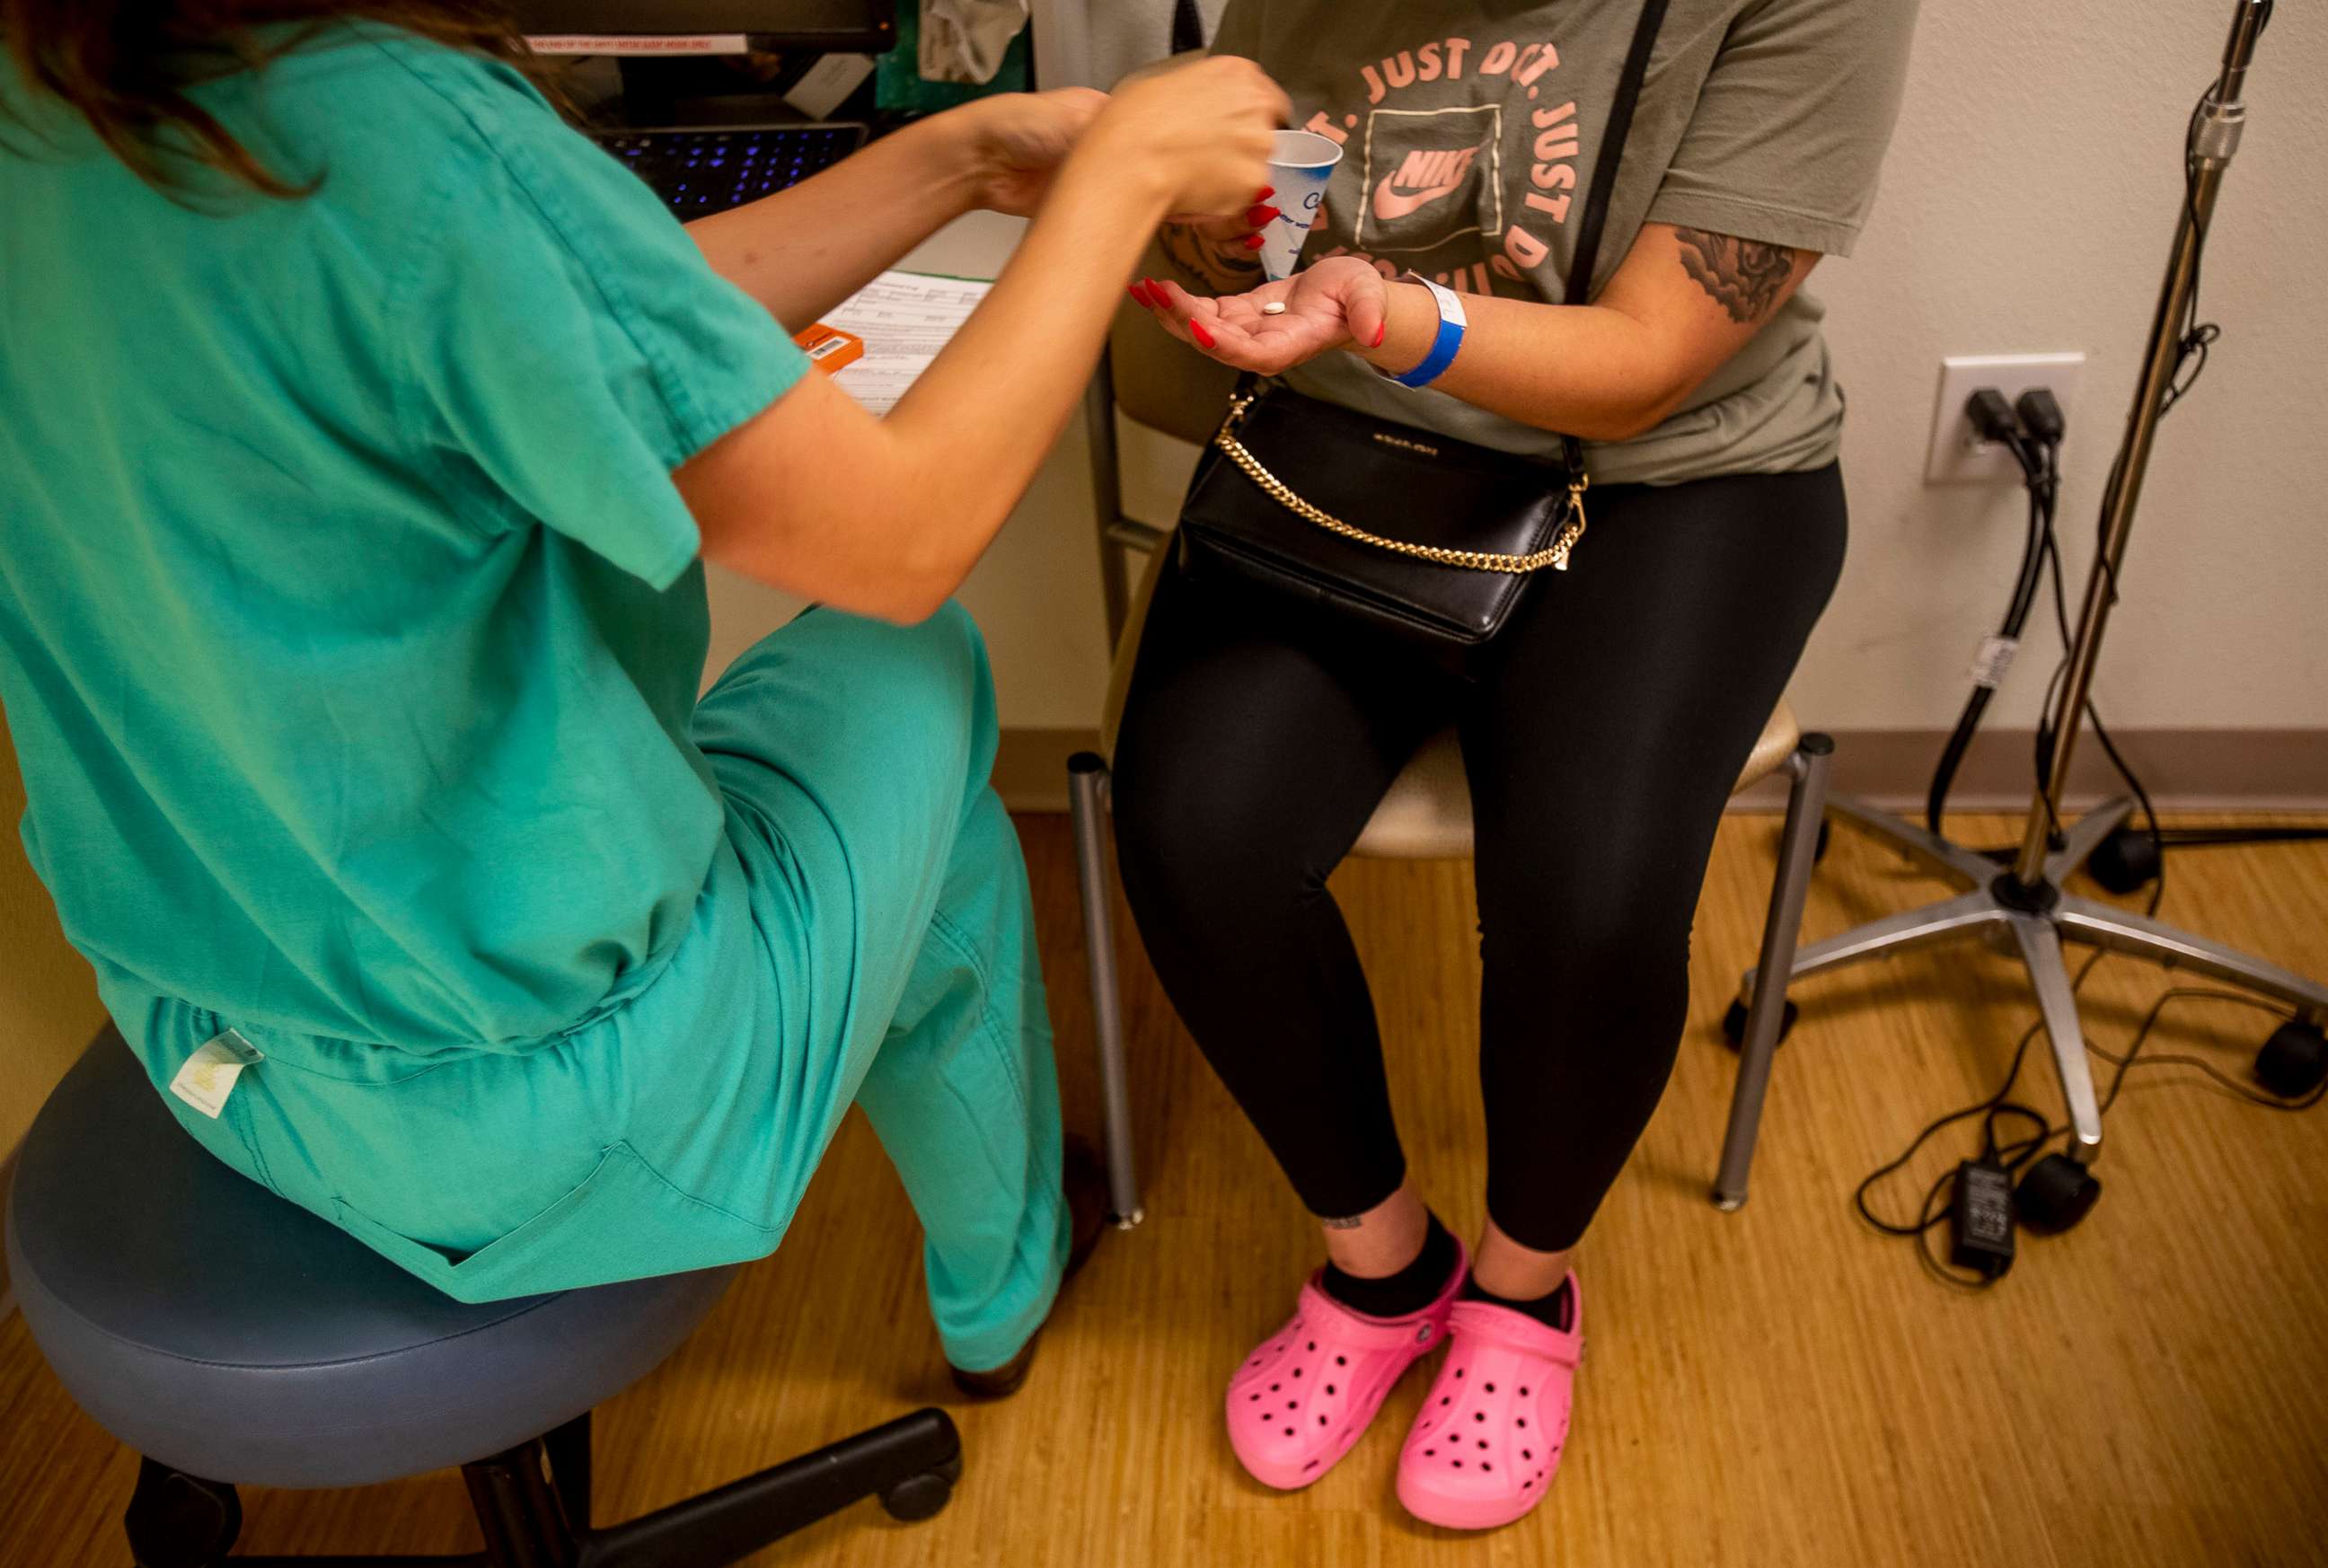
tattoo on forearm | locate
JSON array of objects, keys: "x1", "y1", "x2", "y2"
[
  {"x1": 1322, "y1": 1215, "x2": 1364, "y2": 1230},
  {"x1": 1673, "y1": 228, "x2": 1796, "y2": 324},
  {"x1": 1159, "y1": 221, "x2": 1263, "y2": 295}
]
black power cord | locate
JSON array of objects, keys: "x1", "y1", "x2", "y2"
[
  {"x1": 1852, "y1": 1009, "x2": 2053, "y2": 1292},
  {"x1": 1922, "y1": 384, "x2": 2168, "y2": 892},
  {"x1": 1924, "y1": 392, "x2": 2055, "y2": 837},
  {"x1": 1856, "y1": 968, "x2": 2318, "y2": 1292},
  {"x1": 2140, "y1": 825, "x2": 2328, "y2": 847}
]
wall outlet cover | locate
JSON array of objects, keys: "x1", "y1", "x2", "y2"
[{"x1": 1926, "y1": 353, "x2": 2087, "y2": 485}]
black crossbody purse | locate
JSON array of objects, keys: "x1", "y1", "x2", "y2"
[{"x1": 1176, "y1": 0, "x2": 1670, "y2": 661}]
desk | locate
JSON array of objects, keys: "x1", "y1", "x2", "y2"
[{"x1": 701, "y1": 211, "x2": 1116, "y2": 747}]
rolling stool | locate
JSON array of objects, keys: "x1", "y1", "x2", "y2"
[{"x1": 4, "y1": 1031, "x2": 962, "y2": 1567}]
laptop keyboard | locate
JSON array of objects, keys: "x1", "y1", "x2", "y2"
[{"x1": 591, "y1": 124, "x2": 867, "y2": 218}]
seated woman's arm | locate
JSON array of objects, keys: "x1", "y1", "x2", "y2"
[
  {"x1": 1137, "y1": 223, "x2": 1818, "y2": 443},
  {"x1": 676, "y1": 59, "x2": 1287, "y2": 623},
  {"x1": 686, "y1": 90, "x2": 1104, "y2": 330}
]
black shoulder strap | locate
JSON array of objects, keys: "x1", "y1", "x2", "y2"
[
  {"x1": 1565, "y1": 0, "x2": 1670, "y2": 310},
  {"x1": 1171, "y1": 0, "x2": 1207, "y2": 55},
  {"x1": 1559, "y1": 0, "x2": 1671, "y2": 477}
]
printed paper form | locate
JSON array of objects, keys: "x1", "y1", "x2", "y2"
[{"x1": 824, "y1": 271, "x2": 995, "y2": 418}]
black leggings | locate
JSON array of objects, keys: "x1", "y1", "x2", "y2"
[{"x1": 1112, "y1": 463, "x2": 1848, "y2": 1252}]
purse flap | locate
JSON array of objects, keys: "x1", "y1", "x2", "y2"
[
  {"x1": 1227, "y1": 391, "x2": 1563, "y2": 552},
  {"x1": 1181, "y1": 387, "x2": 1565, "y2": 639}
]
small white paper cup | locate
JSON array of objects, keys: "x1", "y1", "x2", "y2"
[{"x1": 1257, "y1": 129, "x2": 1342, "y2": 283}]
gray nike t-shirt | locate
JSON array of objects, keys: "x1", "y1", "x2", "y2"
[{"x1": 1209, "y1": 0, "x2": 1918, "y2": 484}]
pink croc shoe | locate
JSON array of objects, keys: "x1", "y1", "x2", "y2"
[
  {"x1": 1225, "y1": 1246, "x2": 1467, "y2": 1490},
  {"x1": 1396, "y1": 1276, "x2": 1583, "y2": 1530}
]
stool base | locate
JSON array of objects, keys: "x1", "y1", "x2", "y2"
[{"x1": 126, "y1": 1407, "x2": 963, "y2": 1568}]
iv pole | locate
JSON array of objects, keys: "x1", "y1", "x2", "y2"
[
  {"x1": 1714, "y1": 0, "x2": 2328, "y2": 1226},
  {"x1": 2006, "y1": 0, "x2": 2268, "y2": 889}
]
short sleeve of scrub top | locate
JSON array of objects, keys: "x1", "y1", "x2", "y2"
[{"x1": 387, "y1": 47, "x2": 813, "y2": 589}]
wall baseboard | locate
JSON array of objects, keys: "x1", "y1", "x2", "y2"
[
  {"x1": 995, "y1": 727, "x2": 2328, "y2": 815},
  {"x1": 1728, "y1": 727, "x2": 2328, "y2": 815},
  {"x1": 992, "y1": 728, "x2": 1104, "y2": 813}
]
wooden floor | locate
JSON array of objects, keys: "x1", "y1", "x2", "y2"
[{"x1": 5, "y1": 811, "x2": 2327, "y2": 1568}]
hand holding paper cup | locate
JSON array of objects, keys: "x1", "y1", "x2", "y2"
[
  {"x1": 1077, "y1": 56, "x2": 1288, "y2": 218},
  {"x1": 1255, "y1": 129, "x2": 1342, "y2": 282}
]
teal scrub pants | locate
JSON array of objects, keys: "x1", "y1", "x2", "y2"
[{"x1": 110, "y1": 603, "x2": 1067, "y2": 1373}]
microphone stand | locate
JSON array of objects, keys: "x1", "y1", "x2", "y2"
[{"x1": 1714, "y1": 0, "x2": 2327, "y2": 1226}]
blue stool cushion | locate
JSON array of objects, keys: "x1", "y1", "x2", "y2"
[{"x1": 4, "y1": 1031, "x2": 736, "y2": 1489}]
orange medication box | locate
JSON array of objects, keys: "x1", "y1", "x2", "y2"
[{"x1": 793, "y1": 323, "x2": 864, "y2": 374}]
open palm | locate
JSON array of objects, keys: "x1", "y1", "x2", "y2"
[{"x1": 1141, "y1": 258, "x2": 1389, "y2": 375}]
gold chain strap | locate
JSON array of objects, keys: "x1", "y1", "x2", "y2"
[{"x1": 1211, "y1": 392, "x2": 1587, "y2": 574}]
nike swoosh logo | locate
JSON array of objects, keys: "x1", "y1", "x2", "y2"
[{"x1": 1373, "y1": 172, "x2": 1467, "y2": 223}]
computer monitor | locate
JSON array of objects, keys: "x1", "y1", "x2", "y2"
[{"x1": 511, "y1": 0, "x2": 895, "y2": 53}]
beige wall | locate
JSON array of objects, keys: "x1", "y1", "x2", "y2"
[
  {"x1": 918, "y1": 0, "x2": 2328, "y2": 740},
  {"x1": 0, "y1": 736, "x2": 102, "y2": 1159},
  {"x1": 1800, "y1": 0, "x2": 2328, "y2": 732}
]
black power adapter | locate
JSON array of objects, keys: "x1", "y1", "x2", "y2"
[{"x1": 1950, "y1": 1158, "x2": 2017, "y2": 1278}]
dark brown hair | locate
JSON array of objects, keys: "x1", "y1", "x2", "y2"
[{"x1": 0, "y1": 0, "x2": 537, "y2": 198}]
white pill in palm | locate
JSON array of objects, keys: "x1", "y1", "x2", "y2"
[{"x1": 1261, "y1": 301, "x2": 1288, "y2": 316}]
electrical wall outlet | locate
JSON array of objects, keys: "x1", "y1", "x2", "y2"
[{"x1": 1924, "y1": 353, "x2": 2086, "y2": 484}]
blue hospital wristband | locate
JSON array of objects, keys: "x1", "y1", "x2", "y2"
[{"x1": 1379, "y1": 274, "x2": 1467, "y2": 391}]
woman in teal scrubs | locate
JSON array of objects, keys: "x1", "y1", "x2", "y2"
[{"x1": 0, "y1": 4, "x2": 1283, "y2": 1383}]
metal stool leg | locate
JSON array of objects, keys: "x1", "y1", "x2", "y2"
[
  {"x1": 1068, "y1": 753, "x2": 1143, "y2": 1228},
  {"x1": 125, "y1": 1458, "x2": 243, "y2": 1568},
  {"x1": 1714, "y1": 736, "x2": 1834, "y2": 1211},
  {"x1": 542, "y1": 1411, "x2": 592, "y2": 1529}
]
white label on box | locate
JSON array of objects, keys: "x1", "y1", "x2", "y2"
[{"x1": 784, "y1": 53, "x2": 876, "y2": 118}]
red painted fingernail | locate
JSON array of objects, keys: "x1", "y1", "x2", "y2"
[
  {"x1": 1141, "y1": 277, "x2": 1167, "y2": 305},
  {"x1": 1371, "y1": 321, "x2": 1386, "y2": 347},
  {"x1": 1127, "y1": 283, "x2": 1149, "y2": 306},
  {"x1": 1241, "y1": 233, "x2": 1265, "y2": 250},
  {"x1": 1246, "y1": 204, "x2": 1281, "y2": 226},
  {"x1": 1255, "y1": 185, "x2": 1275, "y2": 201},
  {"x1": 1190, "y1": 321, "x2": 1216, "y2": 349}
]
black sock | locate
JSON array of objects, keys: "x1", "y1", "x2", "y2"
[
  {"x1": 1460, "y1": 1273, "x2": 1575, "y2": 1332},
  {"x1": 1320, "y1": 1213, "x2": 1459, "y2": 1318}
]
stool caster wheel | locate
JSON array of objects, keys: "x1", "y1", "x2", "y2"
[
  {"x1": 1722, "y1": 997, "x2": 1798, "y2": 1050},
  {"x1": 2015, "y1": 1153, "x2": 2101, "y2": 1234},
  {"x1": 2086, "y1": 826, "x2": 2162, "y2": 895},
  {"x1": 879, "y1": 1455, "x2": 962, "y2": 1522},
  {"x1": 2255, "y1": 1020, "x2": 2328, "y2": 1098}
]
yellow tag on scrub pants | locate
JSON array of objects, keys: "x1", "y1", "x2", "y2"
[{"x1": 168, "y1": 1029, "x2": 264, "y2": 1119}]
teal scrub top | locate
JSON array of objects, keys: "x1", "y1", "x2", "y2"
[{"x1": 0, "y1": 28, "x2": 809, "y2": 1053}]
